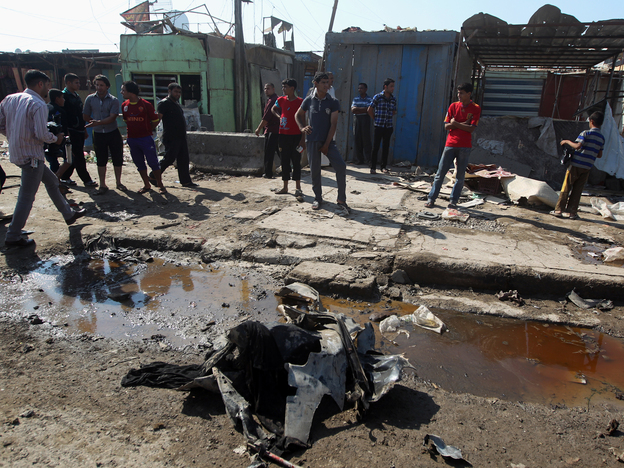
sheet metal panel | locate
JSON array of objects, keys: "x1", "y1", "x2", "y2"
[
  {"x1": 393, "y1": 45, "x2": 427, "y2": 163},
  {"x1": 416, "y1": 44, "x2": 454, "y2": 166},
  {"x1": 482, "y1": 78, "x2": 544, "y2": 117}
]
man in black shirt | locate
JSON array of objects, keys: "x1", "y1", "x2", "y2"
[
  {"x1": 154, "y1": 83, "x2": 196, "y2": 187},
  {"x1": 62, "y1": 73, "x2": 97, "y2": 187}
]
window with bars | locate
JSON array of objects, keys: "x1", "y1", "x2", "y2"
[{"x1": 130, "y1": 73, "x2": 201, "y2": 108}]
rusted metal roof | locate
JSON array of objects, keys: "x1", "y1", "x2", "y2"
[{"x1": 463, "y1": 19, "x2": 624, "y2": 70}]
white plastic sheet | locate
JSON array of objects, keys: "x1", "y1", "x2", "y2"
[
  {"x1": 594, "y1": 103, "x2": 624, "y2": 180},
  {"x1": 590, "y1": 198, "x2": 624, "y2": 221},
  {"x1": 501, "y1": 175, "x2": 559, "y2": 207}
]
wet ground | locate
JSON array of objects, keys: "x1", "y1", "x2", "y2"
[{"x1": 2, "y1": 254, "x2": 622, "y2": 411}]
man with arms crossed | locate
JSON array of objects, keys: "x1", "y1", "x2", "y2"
[
  {"x1": 83, "y1": 75, "x2": 125, "y2": 195},
  {"x1": 154, "y1": 82, "x2": 197, "y2": 187},
  {"x1": 295, "y1": 72, "x2": 349, "y2": 214},
  {"x1": 0, "y1": 70, "x2": 86, "y2": 247},
  {"x1": 426, "y1": 82, "x2": 481, "y2": 209}
]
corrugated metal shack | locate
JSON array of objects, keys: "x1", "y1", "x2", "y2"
[{"x1": 326, "y1": 30, "x2": 459, "y2": 167}]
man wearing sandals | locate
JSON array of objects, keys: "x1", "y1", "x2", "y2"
[
  {"x1": 120, "y1": 81, "x2": 167, "y2": 194},
  {"x1": 296, "y1": 72, "x2": 349, "y2": 214},
  {"x1": 552, "y1": 111, "x2": 604, "y2": 220},
  {"x1": 83, "y1": 75, "x2": 125, "y2": 194},
  {"x1": 426, "y1": 82, "x2": 480, "y2": 210},
  {"x1": 272, "y1": 78, "x2": 305, "y2": 201}
]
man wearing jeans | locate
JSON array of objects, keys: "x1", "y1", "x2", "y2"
[
  {"x1": 295, "y1": 72, "x2": 349, "y2": 214},
  {"x1": 0, "y1": 70, "x2": 86, "y2": 248},
  {"x1": 426, "y1": 82, "x2": 481, "y2": 209}
]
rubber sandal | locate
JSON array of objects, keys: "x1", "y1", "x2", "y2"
[
  {"x1": 550, "y1": 210, "x2": 563, "y2": 218},
  {"x1": 424, "y1": 201, "x2": 434, "y2": 209},
  {"x1": 116, "y1": 184, "x2": 128, "y2": 191},
  {"x1": 568, "y1": 213, "x2": 579, "y2": 220},
  {"x1": 94, "y1": 186, "x2": 109, "y2": 195},
  {"x1": 159, "y1": 187, "x2": 168, "y2": 194},
  {"x1": 417, "y1": 211, "x2": 440, "y2": 220},
  {"x1": 138, "y1": 187, "x2": 151, "y2": 194},
  {"x1": 275, "y1": 188, "x2": 288, "y2": 194}
]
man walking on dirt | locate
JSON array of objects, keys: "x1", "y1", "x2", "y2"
[
  {"x1": 0, "y1": 70, "x2": 86, "y2": 247},
  {"x1": 153, "y1": 82, "x2": 197, "y2": 187}
]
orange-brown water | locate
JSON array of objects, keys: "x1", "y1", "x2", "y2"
[{"x1": 5, "y1": 258, "x2": 623, "y2": 407}]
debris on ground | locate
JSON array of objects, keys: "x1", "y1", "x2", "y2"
[
  {"x1": 441, "y1": 208, "x2": 469, "y2": 223},
  {"x1": 501, "y1": 175, "x2": 558, "y2": 207},
  {"x1": 596, "y1": 419, "x2": 619, "y2": 438},
  {"x1": 121, "y1": 283, "x2": 412, "y2": 462},
  {"x1": 566, "y1": 290, "x2": 614, "y2": 311},
  {"x1": 496, "y1": 290, "x2": 525, "y2": 306},
  {"x1": 422, "y1": 434, "x2": 466, "y2": 461},
  {"x1": 603, "y1": 247, "x2": 624, "y2": 264},
  {"x1": 591, "y1": 198, "x2": 624, "y2": 221},
  {"x1": 379, "y1": 305, "x2": 447, "y2": 337}
]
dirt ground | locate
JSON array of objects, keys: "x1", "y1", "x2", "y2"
[{"x1": 1, "y1": 144, "x2": 624, "y2": 467}]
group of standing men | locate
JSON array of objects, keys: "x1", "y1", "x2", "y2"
[
  {"x1": 0, "y1": 68, "x2": 196, "y2": 247},
  {"x1": 256, "y1": 72, "x2": 349, "y2": 214}
]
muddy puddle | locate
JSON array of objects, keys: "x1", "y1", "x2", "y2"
[
  {"x1": 0, "y1": 255, "x2": 280, "y2": 349},
  {"x1": 327, "y1": 298, "x2": 624, "y2": 407},
  {"x1": 1, "y1": 256, "x2": 623, "y2": 408}
]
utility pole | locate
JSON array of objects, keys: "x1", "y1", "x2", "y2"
[
  {"x1": 321, "y1": 0, "x2": 339, "y2": 71},
  {"x1": 234, "y1": 0, "x2": 247, "y2": 131}
]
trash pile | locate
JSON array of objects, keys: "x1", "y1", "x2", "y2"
[{"x1": 121, "y1": 282, "x2": 412, "y2": 466}]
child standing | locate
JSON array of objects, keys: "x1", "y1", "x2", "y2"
[{"x1": 552, "y1": 111, "x2": 605, "y2": 219}]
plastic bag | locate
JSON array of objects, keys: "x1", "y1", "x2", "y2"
[{"x1": 590, "y1": 198, "x2": 624, "y2": 221}]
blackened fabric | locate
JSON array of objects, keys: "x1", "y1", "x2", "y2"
[
  {"x1": 121, "y1": 361, "x2": 205, "y2": 389},
  {"x1": 0, "y1": 164, "x2": 5, "y2": 194},
  {"x1": 227, "y1": 321, "x2": 287, "y2": 428}
]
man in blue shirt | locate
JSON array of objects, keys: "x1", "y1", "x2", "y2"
[
  {"x1": 351, "y1": 83, "x2": 372, "y2": 165},
  {"x1": 295, "y1": 72, "x2": 349, "y2": 214},
  {"x1": 367, "y1": 78, "x2": 397, "y2": 174},
  {"x1": 552, "y1": 111, "x2": 605, "y2": 220}
]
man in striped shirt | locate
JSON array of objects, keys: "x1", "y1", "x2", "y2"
[
  {"x1": 552, "y1": 111, "x2": 605, "y2": 220},
  {"x1": 0, "y1": 70, "x2": 86, "y2": 248}
]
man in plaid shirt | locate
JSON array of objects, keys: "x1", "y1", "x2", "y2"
[{"x1": 367, "y1": 78, "x2": 397, "y2": 174}]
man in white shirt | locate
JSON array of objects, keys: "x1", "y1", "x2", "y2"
[{"x1": 0, "y1": 70, "x2": 86, "y2": 247}]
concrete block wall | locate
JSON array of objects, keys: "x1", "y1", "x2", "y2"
[{"x1": 187, "y1": 132, "x2": 264, "y2": 175}]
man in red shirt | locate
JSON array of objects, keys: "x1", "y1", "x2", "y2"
[
  {"x1": 120, "y1": 81, "x2": 166, "y2": 194},
  {"x1": 271, "y1": 78, "x2": 305, "y2": 200},
  {"x1": 426, "y1": 82, "x2": 481, "y2": 209}
]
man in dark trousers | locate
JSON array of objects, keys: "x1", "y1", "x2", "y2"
[
  {"x1": 62, "y1": 73, "x2": 97, "y2": 187},
  {"x1": 255, "y1": 83, "x2": 280, "y2": 178},
  {"x1": 351, "y1": 82, "x2": 373, "y2": 165},
  {"x1": 154, "y1": 82, "x2": 197, "y2": 187},
  {"x1": 367, "y1": 78, "x2": 397, "y2": 174}
]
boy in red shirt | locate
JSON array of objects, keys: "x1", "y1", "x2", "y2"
[
  {"x1": 272, "y1": 78, "x2": 305, "y2": 199},
  {"x1": 426, "y1": 82, "x2": 481, "y2": 209},
  {"x1": 120, "y1": 81, "x2": 166, "y2": 194}
]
